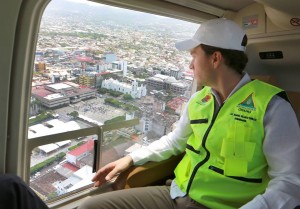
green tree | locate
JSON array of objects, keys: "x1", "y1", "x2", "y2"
[
  {"x1": 98, "y1": 88, "x2": 108, "y2": 94},
  {"x1": 68, "y1": 111, "x2": 79, "y2": 118},
  {"x1": 123, "y1": 94, "x2": 133, "y2": 100}
]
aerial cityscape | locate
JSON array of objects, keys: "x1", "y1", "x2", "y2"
[{"x1": 29, "y1": 0, "x2": 198, "y2": 201}]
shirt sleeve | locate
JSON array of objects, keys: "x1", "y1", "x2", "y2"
[
  {"x1": 241, "y1": 95, "x2": 300, "y2": 209},
  {"x1": 128, "y1": 94, "x2": 195, "y2": 165}
]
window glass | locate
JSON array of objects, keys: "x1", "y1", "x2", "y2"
[
  {"x1": 30, "y1": 136, "x2": 96, "y2": 201},
  {"x1": 29, "y1": 0, "x2": 198, "y2": 202}
]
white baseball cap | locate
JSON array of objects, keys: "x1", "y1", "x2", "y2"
[{"x1": 175, "y1": 18, "x2": 247, "y2": 52}]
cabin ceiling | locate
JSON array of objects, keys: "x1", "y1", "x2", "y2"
[
  {"x1": 164, "y1": 0, "x2": 254, "y2": 16},
  {"x1": 199, "y1": 0, "x2": 254, "y2": 12},
  {"x1": 163, "y1": 0, "x2": 300, "y2": 18},
  {"x1": 96, "y1": 0, "x2": 300, "y2": 25}
]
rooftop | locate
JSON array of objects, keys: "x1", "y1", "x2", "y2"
[
  {"x1": 68, "y1": 140, "x2": 94, "y2": 157},
  {"x1": 47, "y1": 83, "x2": 72, "y2": 90}
]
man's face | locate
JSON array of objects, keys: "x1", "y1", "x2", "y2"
[{"x1": 189, "y1": 45, "x2": 213, "y2": 87}]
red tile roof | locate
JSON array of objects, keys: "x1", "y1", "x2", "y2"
[
  {"x1": 76, "y1": 56, "x2": 94, "y2": 62},
  {"x1": 167, "y1": 97, "x2": 188, "y2": 110},
  {"x1": 68, "y1": 140, "x2": 94, "y2": 157},
  {"x1": 62, "y1": 162, "x2": 80, "y2": 172},
  {"x1": 31, "y1": 86, "x2": 53, "y2": 97}
]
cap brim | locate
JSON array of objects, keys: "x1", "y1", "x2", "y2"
[{"x1": 175, "y1": 39, "x2": 200, "y2": 51}]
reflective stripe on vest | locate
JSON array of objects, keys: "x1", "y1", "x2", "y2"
[{"x1": 174, "y1": 80, "x2": 284, "y2": 209}]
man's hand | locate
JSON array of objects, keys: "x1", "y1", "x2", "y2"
[{"x1": 92, "y1": 155, "x2": 134, "y2": 187}]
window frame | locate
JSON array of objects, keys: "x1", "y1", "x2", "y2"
[
  {"x1": 7, "y1": 0, "x2": 203, "y2": 207},
  {"x1": 27, "y1": 118, "x2": 138, "y2": 205}
]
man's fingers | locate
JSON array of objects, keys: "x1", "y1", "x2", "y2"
[
  {"x1": 94, "y1": 180, "x2": 105, "y2": 187},
  {"x1": 105, "y1": 167, "x2": 119, "y2": 181},
  {"x1": 91, "y1": 156, "x2": 133, "y2": 187}
]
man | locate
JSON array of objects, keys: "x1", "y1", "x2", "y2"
[
  {"x1": 0, "y1": 174, "x2": 49, "y2": 209},
  {"x1": 79, "y1": 18, "x2": 300, "y2": 209}
]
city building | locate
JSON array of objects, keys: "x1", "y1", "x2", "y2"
[
  {"x1": 54, "y1": 165, "x2": 93, "y2": 196},
  {"x1": 169, "y1": 68, "x2": 182, "y2": 79},
  {"x1": 28, "y1": 119, "x2": 79, "y2": 155},
  {"x1": 78, "y1": 74, "x2": 96, "y2": 87},
  {"x1": 112, "y1": 60, "x2": 128, "y2": 77},
  {"x1": 34, "y1": 62, "x2": 46, "y2": 72},
  {"x1": 96, "y1": 62, "x2": 110, "y2": 73},
  {"x1": 31, "y1": 82, "x2": 96, "y2": 108},
  {"x1": 28, "y1": 118, "x2": 80, "y2": 139},
  {"x1": 66, "y1": 140, "x2": 94, "y2": 167},
  {"x1": 104, "y1": 52, "x2": 117, "y2": 63},
  {"x1": 101, "y1": 78, "x2": 147, "y2": 99},
  {"x1": 147, "y1": 74, "x2": 189, "y2": 95}
]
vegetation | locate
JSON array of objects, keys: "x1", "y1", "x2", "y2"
[
  {"x1": 41, "y1": 31, "x2": 108, "y2": 40},
  {"x1": 104, "y1": 115, "x2": 126, "y2": 125},
  {"x1": 29, "y1": 112, "x2": 53, "y2": 126},
  {"x1": 68, "y1": 141, "x2": 86, "y2": 151},
  {"x1": 123, "y1": 103, "x2": 139, "y2": 111},
  {"x1": 97, "y1": 88, "x2": 108, "y2": 94},
  {"x1": 104, "y1": 98, "x2": 122, "y2": 107},
  {"x1": 105, "y1": 98, "x2": 139, "y2": 112},
  {"x1": 134, "y1": 72, "x2": 148, "y2": 79},
  {"x1": 97, "y1": 88, "x2": 123, "y2": 97},
  {"x1": 30, "y1": 152, "x2": 66, "y2": 175},
  {"x1": 123, "y1": 94, "x2": 133, "y2": 100},
  {"x1": 67, "y1": 111, "x2": 79, "y2": 118},
  {"x1": 108, "y1": 89, "x2": 123, "y2": 97}
]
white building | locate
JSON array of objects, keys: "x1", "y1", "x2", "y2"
[
  {"x1": 104, "y1": 53, "x2": 117, "y2": 63},
  {"x1": 112, "y1": 60, "x2": 127, "y2": 77},
  {"x1": 28, "y1": 119, "x2": 78, "y2": 157},
  {"x1": 96, "y1": 62, "x2": 110, "y2": 73},
  {"x1": 101, "y1": 78, "x2": 147, "y2": 99},
  {"x1": 28, "y1": 119, "x2": 80, "y2": 139},
  {"x1": 66, "y1": 140, "x2": 94, "y2": 166},
  {"x1": 169, "y1": 68, "x2": 182, "y2": 79},
  {"x1": 54, "y1": 165, "x2": 94, "y2": 195}
]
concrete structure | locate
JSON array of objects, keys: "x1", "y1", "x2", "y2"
[
  {"x1": 78, "y1": 74, "x2": 96, "y2": 87},
  {"x1": 147, "y1": 74, "x2": 189, "y2": 95},
  {"x1": 112, "y1": 60, "x2": 128, "y2": 77},
  {"x1": 169, "y1": 68, "x2": 182, "y2": 79},
  {"x1": 54, "y1": 165, "x2": 93, "y2": 195},
  {"x1": 34, "y1": 62, "x2": 46, "y2": 72},
  {"x1": 104, "y1": 53, "x2": 117, "y2": 63},
  {"x1": 101, "y1": 78, "x2": 147, "y2": 99},
  {"x1": 31, "y1": 82, "x2": 96, "y2": 108},
  {"x1": 28, "y1": 119, "x2": 78, "y2": 156},
  {"x1": 66, "y1": 140, "x2": 94, "y2": 167},
  {"x1": 55, "y1": 140, "x2": 95, "y2": 195},
  {"x1": 28, "y1": 119, "x2": 80, "y2": 139}
]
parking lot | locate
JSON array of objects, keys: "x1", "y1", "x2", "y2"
[{"x1": 54, "y1": 97, "x2": 126, "y2": 124}]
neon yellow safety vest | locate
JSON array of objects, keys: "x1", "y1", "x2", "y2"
[{"x1": 174, "y1": 80, "x2": 287, "y2": 209}]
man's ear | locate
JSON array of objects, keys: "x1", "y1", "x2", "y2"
[{"x1": 211, "y1": 51, "x2": 222, "y2": 68}]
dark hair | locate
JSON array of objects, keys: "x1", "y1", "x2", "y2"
[{"x1": 200, "y1": 44, "x2": 248, "y2": 74}]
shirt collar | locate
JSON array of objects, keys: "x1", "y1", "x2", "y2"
[{"x1": 211, "y1": 73, "x2": 251, "y2": 106}]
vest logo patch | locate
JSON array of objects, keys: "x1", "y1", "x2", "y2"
[
  {"x1": 237, "y1": 93, "x2": 256, "y2": 112},
  {"x1": 198, "y1": 94, "x2": 211, "y2": 105}
]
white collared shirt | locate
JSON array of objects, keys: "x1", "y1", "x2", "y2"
[{"x1": 129, "y1": 73, "x2": 300, "y2": 209}]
